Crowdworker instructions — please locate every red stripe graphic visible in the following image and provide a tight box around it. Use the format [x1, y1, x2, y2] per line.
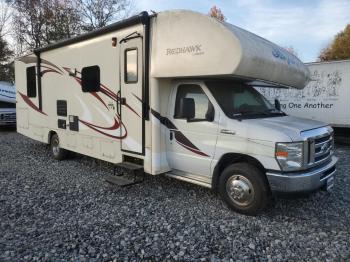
[63, 67, 109, 110]
[18, 92, 47, 116]
[19, 57, 63, 73]
[142, 96, 210, 158]
[90, 91, 108, 110]
[41, 65, 62, 75]
[63, 67, 140, 117]
[80, 117, 121, 130]
[176, 140, 210, 157]
[79, 117, 127, 139]
[100, 84, 118, 99]
[41, 69, 62, 75]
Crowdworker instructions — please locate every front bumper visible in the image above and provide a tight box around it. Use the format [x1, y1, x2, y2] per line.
[266, 156, 337, 193]
[0, 121, 16, 126]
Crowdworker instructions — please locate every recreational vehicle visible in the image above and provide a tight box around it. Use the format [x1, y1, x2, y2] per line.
[0, 81, 16, 126]
[15, 10, 337, 214]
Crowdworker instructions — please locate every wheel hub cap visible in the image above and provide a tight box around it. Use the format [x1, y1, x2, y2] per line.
[226, 175, 255, 207]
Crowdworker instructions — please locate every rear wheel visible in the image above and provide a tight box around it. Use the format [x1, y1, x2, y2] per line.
[50, 133, 68, 160]
[219, 162, 270, 215]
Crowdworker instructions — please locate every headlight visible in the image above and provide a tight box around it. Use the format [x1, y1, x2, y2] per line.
[275, 142, 304, 171]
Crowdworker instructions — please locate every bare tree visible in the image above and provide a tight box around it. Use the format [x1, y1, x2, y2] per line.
[45, 0, 81, 41]
[10, 0, 134, 54]
[0, 0, 12, 37]
[208, 5, 226, 22]
[77, 0, 133, 31]
[0, 34, 14, 82]
[11, 0, 81, 52]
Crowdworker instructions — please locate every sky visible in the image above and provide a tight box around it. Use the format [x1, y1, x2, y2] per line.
[136, 0, 350, 62]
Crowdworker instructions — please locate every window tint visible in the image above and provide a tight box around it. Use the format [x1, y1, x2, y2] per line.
[125, 49, 138, 83]
[233, 89, 261, 109]
[174, 84, 213, 121]
[0, 101, 15, 108]
[81, 66, 100, 92]
[206, 80, 275, 119]
[26, 66, 36, 97]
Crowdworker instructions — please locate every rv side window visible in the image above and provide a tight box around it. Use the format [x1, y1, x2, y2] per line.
[125, 49, 138, 83]
[174, 84, 214, 121]
[26, 66, 37, 98]
[81, 65, 100, 92]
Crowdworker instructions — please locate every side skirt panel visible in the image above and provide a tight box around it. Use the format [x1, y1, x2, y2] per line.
[165, 170, 212, 189]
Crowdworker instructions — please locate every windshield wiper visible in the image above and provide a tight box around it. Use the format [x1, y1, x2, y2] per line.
[268, 109, 286, 116]
[233, 110, 271, 118]
[233, 109, 286, 119]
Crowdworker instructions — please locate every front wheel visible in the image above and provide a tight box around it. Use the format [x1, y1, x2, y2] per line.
[50, 133, 68, 160]
[219, 163, 270, 215]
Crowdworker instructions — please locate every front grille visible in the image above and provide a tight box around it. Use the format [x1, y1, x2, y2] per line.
[315, 151, 330, 162]
[301, 127, 334, 169]
[313, 133, 333, 164]
[306, 131, 333, 168]
[315, 135, 331, 144]
[0, 113, 16, 122]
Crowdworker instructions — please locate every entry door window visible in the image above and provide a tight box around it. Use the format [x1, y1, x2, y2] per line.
[125, 49, 138, 83]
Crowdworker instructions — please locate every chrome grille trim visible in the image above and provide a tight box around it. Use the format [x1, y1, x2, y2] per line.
[301, 126, 334, 169]
[315, 145, 332, 157]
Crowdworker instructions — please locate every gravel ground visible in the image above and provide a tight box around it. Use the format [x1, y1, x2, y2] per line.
[0, 128, 349, 261]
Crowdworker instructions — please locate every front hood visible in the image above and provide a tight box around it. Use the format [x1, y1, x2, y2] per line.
[246, 115, 327, 141]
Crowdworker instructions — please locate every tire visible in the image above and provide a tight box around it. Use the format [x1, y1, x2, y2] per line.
[50, 133, 68, 160]
[218, 162, 270, 215]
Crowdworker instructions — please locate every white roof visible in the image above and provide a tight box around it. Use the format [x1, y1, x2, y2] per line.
[0, 81, 16, 103]
[151, 10, 310, 89]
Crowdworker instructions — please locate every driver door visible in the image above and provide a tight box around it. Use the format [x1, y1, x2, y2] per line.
[166, 83, 219, 179]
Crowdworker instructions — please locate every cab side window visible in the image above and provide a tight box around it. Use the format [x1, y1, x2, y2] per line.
[174, 84, 214, 121]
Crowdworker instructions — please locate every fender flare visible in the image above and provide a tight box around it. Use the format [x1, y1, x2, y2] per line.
[211, 153, 267, 192]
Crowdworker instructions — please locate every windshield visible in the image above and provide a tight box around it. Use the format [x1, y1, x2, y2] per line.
[206, 80, 285, 119]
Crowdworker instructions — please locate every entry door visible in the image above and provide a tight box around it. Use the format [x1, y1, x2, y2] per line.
[120, 37, 144, 154]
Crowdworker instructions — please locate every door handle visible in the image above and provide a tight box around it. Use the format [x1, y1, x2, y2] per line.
[220, 129, 236, 135]
[120, 97, 126, 105]
[116, 90, 121, 116]
[170, 131, 173, 141]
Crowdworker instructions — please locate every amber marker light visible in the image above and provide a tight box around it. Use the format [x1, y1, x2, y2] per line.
[276, 151, 288, 158]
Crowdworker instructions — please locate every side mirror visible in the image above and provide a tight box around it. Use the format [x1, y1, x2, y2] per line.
[205, 103, 215, 122]
[179, 98, 195, 120]
[274, 98, 281, 111]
